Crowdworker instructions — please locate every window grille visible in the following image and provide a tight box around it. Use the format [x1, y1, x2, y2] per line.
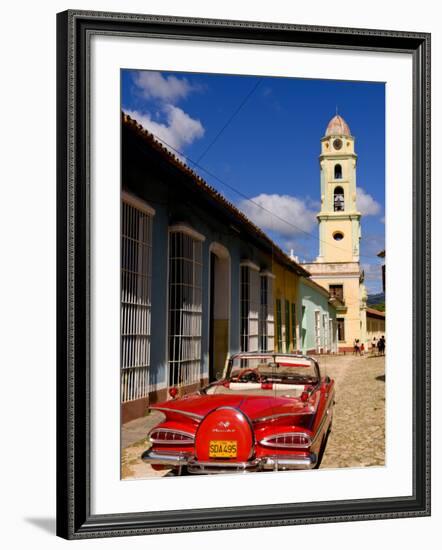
[259, 276, 268, 352]
[314, 310, 321, 353]
[337, 318, 345, 341]
[291, 303, 297, 351]
[240, 265, 259, 352]
[285, 300, 291, 353]
[276, 299, 283, 352]
[329, 319, 336, 352]
[121, 197, 153, 403]
[168, 230, 203, 388]
[323, 313, 329, 351]
[259, 274, 275, 352]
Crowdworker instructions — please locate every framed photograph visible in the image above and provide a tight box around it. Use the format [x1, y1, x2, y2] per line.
[56, 10, 431, 539]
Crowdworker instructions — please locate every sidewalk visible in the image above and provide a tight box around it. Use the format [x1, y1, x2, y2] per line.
[121, 410, 165, 449]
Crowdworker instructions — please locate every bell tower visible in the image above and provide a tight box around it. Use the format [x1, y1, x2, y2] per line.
[317, 115, 361, 263]
[302, 113, 367, 353]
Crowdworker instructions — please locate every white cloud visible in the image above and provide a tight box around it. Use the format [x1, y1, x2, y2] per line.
[361, 262, 383, 294]
[362, 262, 383, 281]
[125, 105, 205, 155]
[360, 232, 385, 258]
[238, 194, 316, 237]
[356, 188, 381, 216]
[133, 71, 196, 102]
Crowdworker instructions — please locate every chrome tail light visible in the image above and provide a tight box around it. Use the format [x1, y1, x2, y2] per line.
[149, 429, 195, 445]
[260, 433, 312, 449]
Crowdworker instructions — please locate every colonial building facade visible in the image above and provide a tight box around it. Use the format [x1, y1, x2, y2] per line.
[302, 115, 368, 352]
[121, 113, 338, 422]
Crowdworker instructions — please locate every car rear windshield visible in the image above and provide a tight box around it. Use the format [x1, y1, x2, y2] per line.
[228, 355, 318, 383]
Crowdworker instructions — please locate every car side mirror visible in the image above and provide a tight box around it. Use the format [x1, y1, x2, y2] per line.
[325, 375, 331, 384]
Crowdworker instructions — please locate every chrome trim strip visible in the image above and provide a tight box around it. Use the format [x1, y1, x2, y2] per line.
[188, 458, 261, 469]
[141, 449, 191, 466]
[262, 454, 317, 470]
[142, 450, 317, 472]
[253, 393, 320, 423]
[253, 413, 299, 423]
[149, 406, 203, 421]
[310, 393, 334, 446]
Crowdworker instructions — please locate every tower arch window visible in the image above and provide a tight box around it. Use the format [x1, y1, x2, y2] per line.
[334, 164, 342, 179]
[333, 186, 345, 211]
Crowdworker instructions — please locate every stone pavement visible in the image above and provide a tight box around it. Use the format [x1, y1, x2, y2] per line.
[121, 410, 168, 479]
[121, 410, 164, 449]
[318, 353, 385, 469]
[121, 353, 385, 479]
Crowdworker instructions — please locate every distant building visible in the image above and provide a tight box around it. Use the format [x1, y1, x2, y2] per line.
[366, 307, 386, 343]
[302, 115, 368, 352]
[121, 113, 339, 422]
[298, 277, 339, 355]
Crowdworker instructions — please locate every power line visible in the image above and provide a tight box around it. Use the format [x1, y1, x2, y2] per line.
[143, 129, 381, 261]
[196, 78, 262, 163]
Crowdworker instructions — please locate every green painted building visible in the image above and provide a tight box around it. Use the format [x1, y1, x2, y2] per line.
[298, 277, 338, 355]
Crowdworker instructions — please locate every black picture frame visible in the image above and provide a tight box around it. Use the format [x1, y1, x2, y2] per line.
[56, 10, 431, 539]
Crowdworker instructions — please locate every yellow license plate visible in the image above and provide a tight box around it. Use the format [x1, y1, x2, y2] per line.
[209, 440, 238, 458]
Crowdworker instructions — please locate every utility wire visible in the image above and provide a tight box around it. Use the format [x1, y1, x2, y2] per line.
[144, 129, 381, 262]
[195, 78, 263, 163]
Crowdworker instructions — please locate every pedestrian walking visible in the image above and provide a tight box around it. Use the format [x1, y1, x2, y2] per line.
[353, 338, 361, 356]
[372, 337, 378, 356]
[377, 335, 385, 356]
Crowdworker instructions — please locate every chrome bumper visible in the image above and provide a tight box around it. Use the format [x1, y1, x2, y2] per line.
[141, 449, 317, 473]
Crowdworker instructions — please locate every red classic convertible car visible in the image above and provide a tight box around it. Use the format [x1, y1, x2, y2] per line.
[141, 353, 335, 474]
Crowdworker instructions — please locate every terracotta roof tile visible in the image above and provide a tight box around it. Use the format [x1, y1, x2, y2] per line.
[325, 114, 351, 137]
[366, 307, 385, 318]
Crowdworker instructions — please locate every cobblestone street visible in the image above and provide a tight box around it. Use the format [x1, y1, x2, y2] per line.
[318, 353, 385, 469]
[121, 353, 385, 479]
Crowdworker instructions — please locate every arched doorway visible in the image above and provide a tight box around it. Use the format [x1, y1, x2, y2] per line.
[209, 243, 231, 381]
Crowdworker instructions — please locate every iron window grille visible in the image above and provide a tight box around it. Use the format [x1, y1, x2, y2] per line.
[337, 318, 345, 342]
[240, 264, 260, 352]
[323, 313, 329, 352]
[120, 196, 154, 403]
[285, 300, 291, 353]
[314, 310, 322, 353]
[291, 302, 297, 351]
[168, 230, 203, 388]
[259, 273, 275, 352]
[276, 299, 283, 352]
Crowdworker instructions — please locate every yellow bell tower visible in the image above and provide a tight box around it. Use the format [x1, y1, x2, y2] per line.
[302, 114, 367, 352]
[317, 115, 361, 263]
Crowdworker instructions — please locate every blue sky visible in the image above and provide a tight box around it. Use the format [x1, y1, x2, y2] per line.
[122, 70, 385, 294]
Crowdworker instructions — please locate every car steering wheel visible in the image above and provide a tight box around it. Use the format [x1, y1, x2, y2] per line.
[236, 368, 263, 383]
